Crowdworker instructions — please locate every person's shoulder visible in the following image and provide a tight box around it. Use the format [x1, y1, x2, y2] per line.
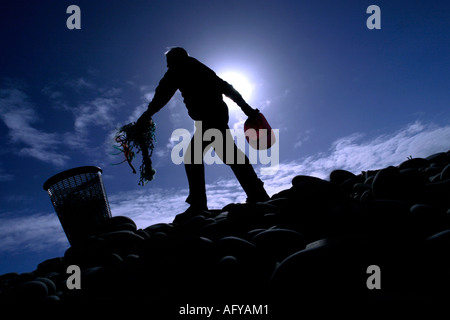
[189, 57, 212, 70]
[188, 56, 200, 64]
[188, 57, 205, 68]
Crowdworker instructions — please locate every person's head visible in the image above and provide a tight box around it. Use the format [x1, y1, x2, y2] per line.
[165, 47, 189, 68]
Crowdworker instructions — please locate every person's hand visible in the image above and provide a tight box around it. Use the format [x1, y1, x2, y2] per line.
[241, 103, 260, 118]
[135, 111, 151, 132]
[245, 108, 260, 119]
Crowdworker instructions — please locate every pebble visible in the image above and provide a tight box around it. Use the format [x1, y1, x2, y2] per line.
[1, 149, 450, 306]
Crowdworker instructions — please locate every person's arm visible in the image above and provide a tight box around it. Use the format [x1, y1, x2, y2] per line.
[137, 71, 178, 124]
[220, 79, 259, 117]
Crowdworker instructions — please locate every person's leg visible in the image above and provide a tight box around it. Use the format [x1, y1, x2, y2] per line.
[219, 126, 270, 203]
[183, 121, 208, 210]
[184, 164, 207, 208]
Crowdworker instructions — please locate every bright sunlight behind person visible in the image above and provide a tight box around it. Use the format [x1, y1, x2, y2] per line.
[219, 71, 254, 111]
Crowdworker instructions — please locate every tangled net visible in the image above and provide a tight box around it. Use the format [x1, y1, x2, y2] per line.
[113, 119, 156, 186]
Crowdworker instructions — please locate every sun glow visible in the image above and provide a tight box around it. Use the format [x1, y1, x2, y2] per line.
[219, 71, 254, 111]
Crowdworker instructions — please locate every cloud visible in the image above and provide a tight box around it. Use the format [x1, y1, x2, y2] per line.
[74, 97, 123, 133]
[108, 187, 189, 228]
[294, 129, 311, 149]
[0, 171, 14, 182]
[0, 213, 68, 253]
[61, 86, 125, 157]
[67, 77, 96, 90]
[126, 102, 150, 124]
[0, 83, 125, 167]
[115, 120, 450, 224]
[101, 87, 123, 98]
[1, 121, 448, 256]
[166, 93, 191, 129]
[261, 121, 450, 195]
[0, 88, 70, 166]
[0, 164, 14, 182]
[205, 179, 244, 207]
[313, 121, 450, 175]
[108, 182, 253, 229]
[42, 86, 63, 100]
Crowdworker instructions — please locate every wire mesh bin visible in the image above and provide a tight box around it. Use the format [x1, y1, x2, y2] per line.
[43, 166, 112, 246]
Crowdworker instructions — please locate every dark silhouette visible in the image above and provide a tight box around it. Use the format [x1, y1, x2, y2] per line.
[136, 47, 269, 214]
[3, 149, 450, 306]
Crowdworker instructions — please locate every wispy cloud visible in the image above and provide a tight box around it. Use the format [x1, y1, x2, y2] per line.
[0, 82, 126, 167]
[294, 129, 311, 149]
[115, 120, 450, 222]
[0, 164, 14, 182]
[126, 102, 150, 124]
[261, 121, 450, 193]
[166, 93, 190, 129]
[0, 171, 14, 182]
[0, 88, 70, 166]
[42, 86, 63, 100]
[108, 187, 189, 228]
[1, 121, 448, 256]
[67, 77, 96, 91]
[73, 97, 123, 133]
[311, 121, 449, 175]
[0, 213, 68, 253]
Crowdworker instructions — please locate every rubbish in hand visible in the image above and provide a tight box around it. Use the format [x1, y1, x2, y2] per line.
[113, 119, 157, 185]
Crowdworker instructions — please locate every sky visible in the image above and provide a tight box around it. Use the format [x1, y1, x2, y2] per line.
[0, 0, 449, 275]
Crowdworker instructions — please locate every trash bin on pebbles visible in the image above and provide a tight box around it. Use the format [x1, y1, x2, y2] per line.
[43, 166, 112, 246]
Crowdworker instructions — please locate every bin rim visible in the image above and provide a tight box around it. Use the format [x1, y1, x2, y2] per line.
[43, 166, 103, 191]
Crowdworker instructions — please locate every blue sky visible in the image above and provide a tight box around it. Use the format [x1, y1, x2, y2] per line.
[0, 0, 449, 274]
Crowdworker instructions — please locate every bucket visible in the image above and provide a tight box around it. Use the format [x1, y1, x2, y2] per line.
[43, 166, 111, 246]
[244, 112, 276, 150]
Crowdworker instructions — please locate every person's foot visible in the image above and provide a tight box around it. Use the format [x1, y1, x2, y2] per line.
[173, 204, 208, 224]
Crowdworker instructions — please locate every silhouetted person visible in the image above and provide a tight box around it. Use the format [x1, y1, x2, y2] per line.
[137, 47, 269, 214]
